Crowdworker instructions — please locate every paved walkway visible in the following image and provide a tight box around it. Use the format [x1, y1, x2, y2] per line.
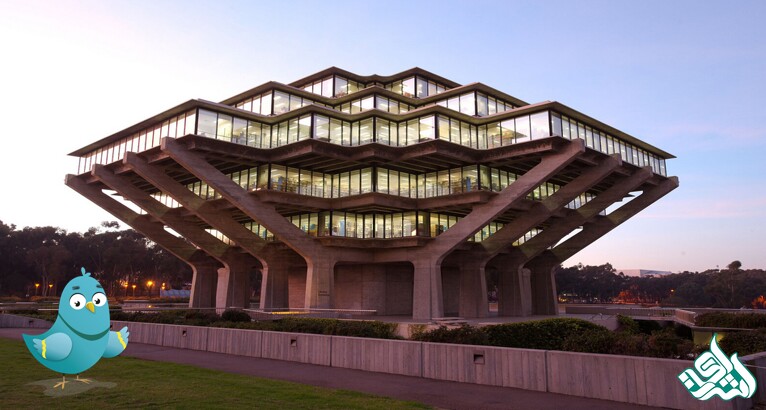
[1, 328, 652, 410]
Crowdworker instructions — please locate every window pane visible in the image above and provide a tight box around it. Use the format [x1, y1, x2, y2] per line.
[217, 114, 233, 141]
[314, 115, 329, 141]
[515, 116, 531, 143]
[197, 110, 217, 138]
[273, 91, 289, 114]
[530, 112, 549, 140]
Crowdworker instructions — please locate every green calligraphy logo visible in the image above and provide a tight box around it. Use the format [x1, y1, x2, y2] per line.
[678, 334, 756, 400]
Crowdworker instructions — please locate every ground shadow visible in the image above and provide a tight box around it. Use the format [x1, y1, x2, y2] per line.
[27, 378, 116, 397]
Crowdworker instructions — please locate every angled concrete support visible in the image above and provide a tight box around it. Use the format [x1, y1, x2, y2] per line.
[551, 177, 679, 263]
[426, 140, 585, 259]
[91, 165, 256, 309]
[481, 153, 621, 256]
[65, 174, 221, 308]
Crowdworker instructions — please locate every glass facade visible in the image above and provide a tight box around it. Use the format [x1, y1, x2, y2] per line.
[386, 76, 448, 98]
[300, 75, 363, 98]
[77, 107, 668, 178]
[436, 91, 516, 117]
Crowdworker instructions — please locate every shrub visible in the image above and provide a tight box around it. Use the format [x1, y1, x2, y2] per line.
[647, 328, 693, 358]
[484, 318, 608, 350]
[214, 318, 401, 339]
[562, 329, 616, 354]
[719, 329, 766, 356]
[696, 313, 766, 329]
[220, 309, 251, 323]
[616, 315, 640, 334]
[636, 319, 662, 335]
[410, 325, 489, 345]
[611, 333, 650, 356]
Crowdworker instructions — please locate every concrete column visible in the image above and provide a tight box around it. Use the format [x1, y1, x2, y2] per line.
[260, 253, 289, 310]
[304, 257, 335, 309]
[458, 260, 489, 318]
[215, 263, 251, 310]
[525, 255, 559, 315]
[412, 258, 444, 320]
[496, 257, 532, 317]
[189, 264, 218, 308]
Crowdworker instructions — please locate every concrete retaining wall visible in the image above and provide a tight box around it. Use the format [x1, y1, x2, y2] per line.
[422, 342, 547, 391]
[162, 324, 209, 351]
[0, 314, 51, 329]
[206, 327, 262, 357]
[2, 315, 753, 410]
[331, 336, 422, 377]
[261, 331, 331, 366]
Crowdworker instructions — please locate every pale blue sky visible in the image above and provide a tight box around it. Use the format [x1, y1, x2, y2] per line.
[0, 0, 763, 272]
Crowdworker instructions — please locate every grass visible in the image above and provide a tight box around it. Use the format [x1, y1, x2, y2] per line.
[0, 338, 429, 409]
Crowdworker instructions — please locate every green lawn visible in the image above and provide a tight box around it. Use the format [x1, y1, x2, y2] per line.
[0, 338, 429, 409]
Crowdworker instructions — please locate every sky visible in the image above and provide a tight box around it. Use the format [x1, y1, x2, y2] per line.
[0, 0, 764, 273]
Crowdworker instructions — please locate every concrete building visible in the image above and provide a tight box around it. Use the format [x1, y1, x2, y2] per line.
[66, 67, 677, 320]
[618, 269, 674, 278]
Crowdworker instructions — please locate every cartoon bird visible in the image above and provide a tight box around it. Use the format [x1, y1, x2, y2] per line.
[23, 267, 129, 389]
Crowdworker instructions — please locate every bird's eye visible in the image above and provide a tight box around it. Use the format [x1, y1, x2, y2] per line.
[92, 292, 107, 307]
[69, 294, 86, 310]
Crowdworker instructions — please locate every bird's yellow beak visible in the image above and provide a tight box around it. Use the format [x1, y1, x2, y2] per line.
[86, 301, 95, 313]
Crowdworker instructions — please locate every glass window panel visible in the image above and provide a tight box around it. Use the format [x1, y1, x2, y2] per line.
[298, 115, 311, 141]
[217, 114, 233, 142]
[376, 96, 389, 112]
[551, 112, 562, 137]
[419, 116, 435, 141]
[515, 116, 531, 143]
[477, 93, 488, 116]
[360, 168, 372, 194]
[500, 119, 515, 146]
[437, 116, 449, 141]
[359, 118, 373, 144]
[197, 109, 217, 138]
[330, 118, 343, 145]
[460, 93, 475, 116]
[271, 165, 286, 191]
[460, 122, 472, 147]
[361, 96, 374, 111]
[376, 118, 390, 145]
[314, 115, 329, 141]
[377, 168, 388, 194]
[233, 118, 247, 144]
[289, 95, 302, 111]
[277, 121, 289, 146]
[530, 112, 549, 140]
[321, 77, 333, 97]
[273, 91, 289, 114]
[416, 77, 428, 98]
[334, 76, 348, 97]
[261, 92, 272, 115]
[402, 77, 415, 97]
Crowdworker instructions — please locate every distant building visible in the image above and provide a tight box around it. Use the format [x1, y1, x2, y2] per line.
[66, 67, 677, 319]
[619, 269, 674, 278]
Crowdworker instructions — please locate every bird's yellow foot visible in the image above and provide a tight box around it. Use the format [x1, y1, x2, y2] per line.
[53, 375, 67, 390]
[75, 375, 91, 384]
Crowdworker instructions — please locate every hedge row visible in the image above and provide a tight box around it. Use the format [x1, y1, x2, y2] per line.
[695, 312, 766, 329]
[411, 317, 695, 359]
[109, 310, 401, 340]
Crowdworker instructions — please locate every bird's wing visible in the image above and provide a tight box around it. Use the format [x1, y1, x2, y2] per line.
[33, 332, 73, 361]
[102, 326, 130, 358]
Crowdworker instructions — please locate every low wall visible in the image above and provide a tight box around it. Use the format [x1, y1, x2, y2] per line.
[332, 336, 422, 377]
[422, 342, 546, 391]
[0, 315, 757, 409]
[0, 314, 51, 329]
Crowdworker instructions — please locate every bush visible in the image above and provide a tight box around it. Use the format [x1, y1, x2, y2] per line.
[696, 313, 766, 329]
[562, 329, 616, 354]
[719, 329, 766, 356]
[220, 309, 251, 323]
[616, 315, 640, 334]
[611, 333, 650, 356]
[647, 328, 693, 359]
[410, 325, 489, 345]
[636, 320, 663, 335]
[484, 318, 608, 350]
[215, 318, 400, 340]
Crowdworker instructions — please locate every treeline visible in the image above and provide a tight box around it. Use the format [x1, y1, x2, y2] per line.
[0, 220, 190, 298]
[555, 262, 766, 308]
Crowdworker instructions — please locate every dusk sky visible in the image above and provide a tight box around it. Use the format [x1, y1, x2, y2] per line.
[0, 0, 763, 272]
